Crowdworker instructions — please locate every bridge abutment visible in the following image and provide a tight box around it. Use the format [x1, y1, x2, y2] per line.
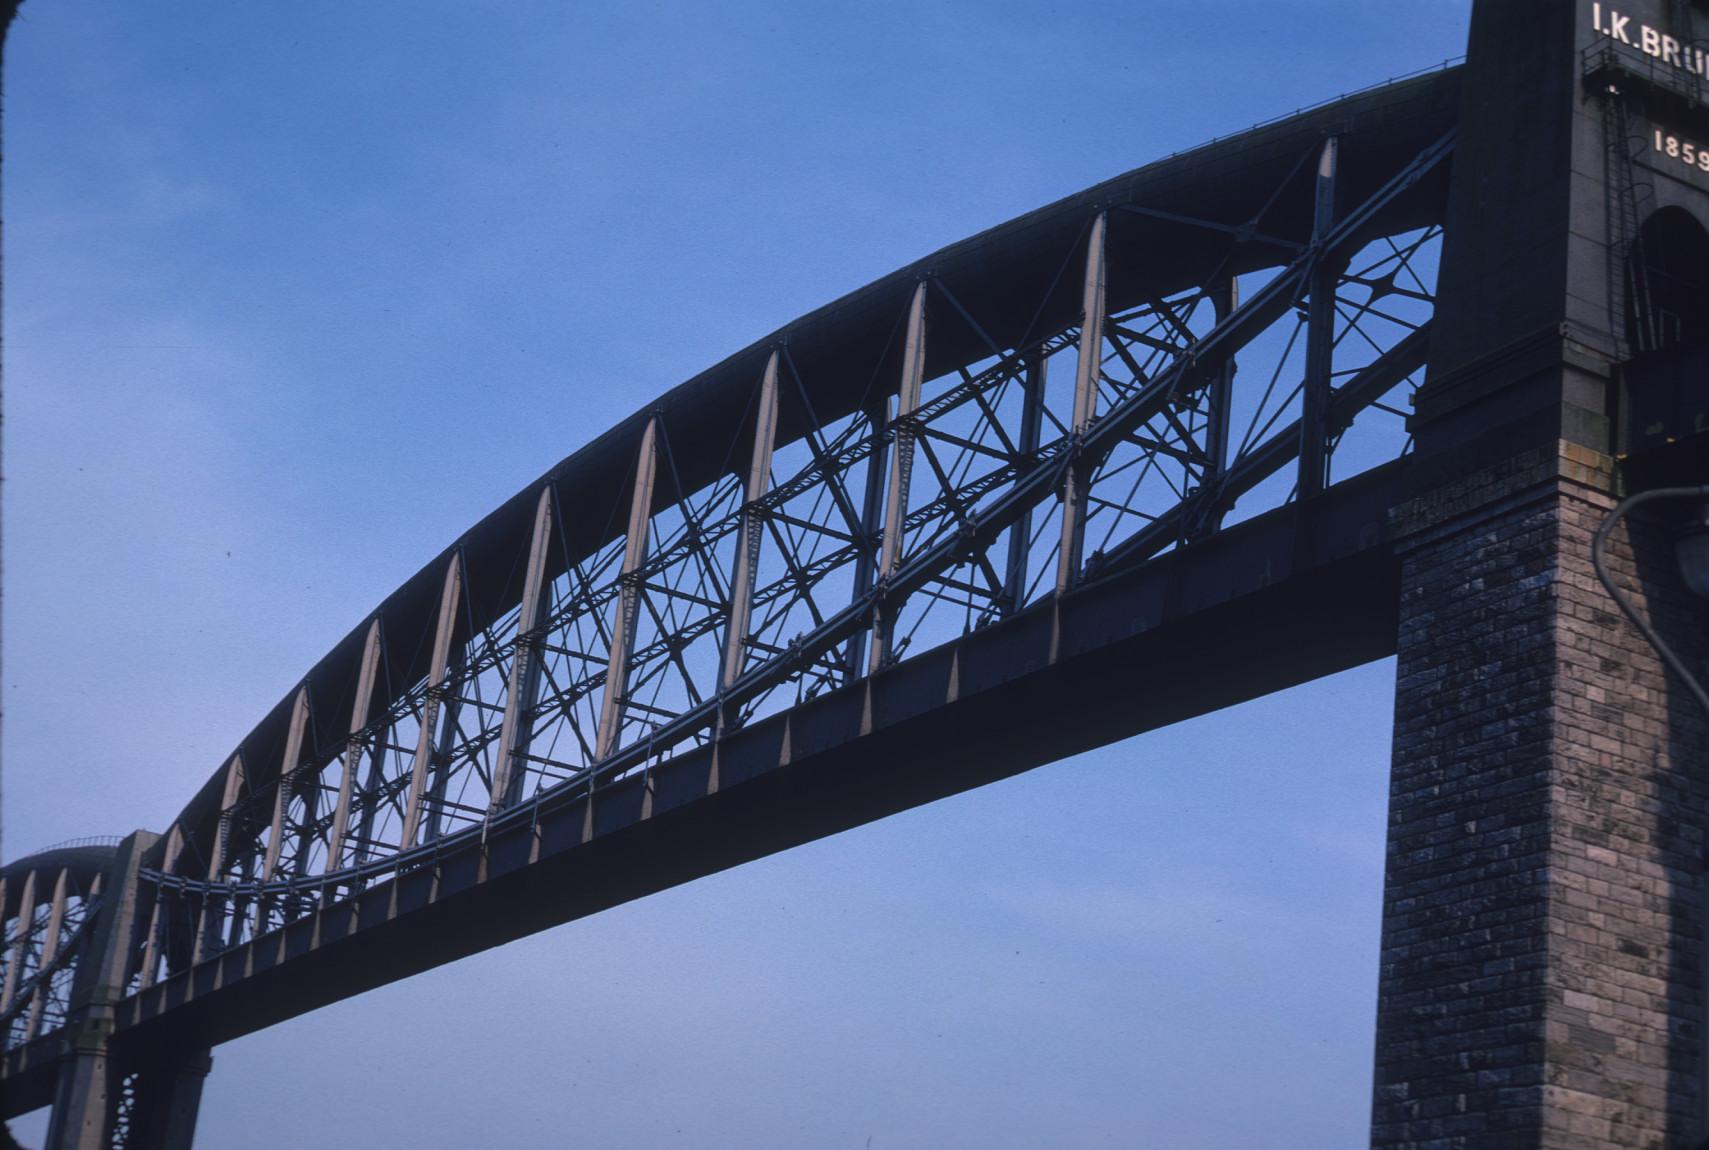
[1376, 444, 1709, 1146]
[1373, 0, 1709, 1142]
[114, 1051, 212, 1150]
[44, 1045, 212, 1150]
[43, 1030, 117, 1150]
[32, 832, 209, 1150]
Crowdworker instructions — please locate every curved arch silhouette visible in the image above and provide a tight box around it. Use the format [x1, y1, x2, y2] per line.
[2, 65, 1460, 1082]
[0, 845, 115, 1050]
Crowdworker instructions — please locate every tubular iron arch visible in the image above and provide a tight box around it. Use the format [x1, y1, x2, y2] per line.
[3, 65, 1461, 1096]
[130, 68, 1454, 986]
[0, 845, 115, 1051]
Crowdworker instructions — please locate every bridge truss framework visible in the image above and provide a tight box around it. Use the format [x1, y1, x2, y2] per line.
[8, 1, 1709, 1146]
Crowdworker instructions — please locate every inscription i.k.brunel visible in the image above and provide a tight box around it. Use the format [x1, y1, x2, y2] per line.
[1589, 1, 1709, 193]
[1591, 2, 1709, 76]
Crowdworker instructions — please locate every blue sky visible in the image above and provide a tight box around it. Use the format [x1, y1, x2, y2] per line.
[4, 2, 1471, 1145]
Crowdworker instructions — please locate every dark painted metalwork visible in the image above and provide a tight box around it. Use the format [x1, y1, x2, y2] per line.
[0, 846, 111, 1060]
[1300, 137, 1341, 499]
[1, 63, 1462, 1143]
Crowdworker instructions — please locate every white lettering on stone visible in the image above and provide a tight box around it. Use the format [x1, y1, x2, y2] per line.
[1588, 5, 1709, 83]
[1650, 126, 1709, 178]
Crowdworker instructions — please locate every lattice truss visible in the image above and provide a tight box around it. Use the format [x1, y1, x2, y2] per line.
[0, 866, 102, 1051]
[127, 128, 1452, 994]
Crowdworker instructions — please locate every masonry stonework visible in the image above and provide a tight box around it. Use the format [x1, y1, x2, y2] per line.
[1374, 445, 1709, 1148]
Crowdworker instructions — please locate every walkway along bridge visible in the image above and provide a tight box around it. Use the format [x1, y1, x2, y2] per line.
[7, 2, 1709, 1145]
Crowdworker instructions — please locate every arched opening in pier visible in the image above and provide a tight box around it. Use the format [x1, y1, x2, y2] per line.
[1628, 206, 1709, 358]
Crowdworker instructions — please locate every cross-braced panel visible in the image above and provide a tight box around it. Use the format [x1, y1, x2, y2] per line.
[0, 865, 103, 1052]
[129, 98, 1458, 1004]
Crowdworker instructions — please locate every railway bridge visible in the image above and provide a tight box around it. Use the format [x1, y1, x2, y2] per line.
[6, 2, 1709, 1145]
